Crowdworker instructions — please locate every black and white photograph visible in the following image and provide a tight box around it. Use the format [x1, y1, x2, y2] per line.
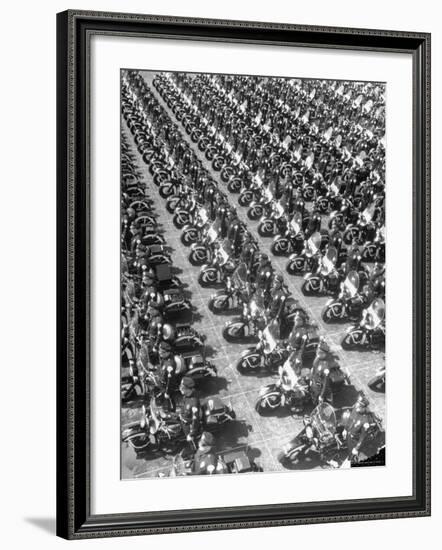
[120, 70, 386, 479]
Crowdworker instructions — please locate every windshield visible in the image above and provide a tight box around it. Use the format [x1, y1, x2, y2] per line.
[311, 403, 337, 438]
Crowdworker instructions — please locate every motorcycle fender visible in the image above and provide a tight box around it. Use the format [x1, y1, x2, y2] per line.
[240, 347, 259, 358]
[225, 316, 242, 327]
[188, 366, 216, 378]
[289, 252, 297, 260]
[258, 383, 278, 397]
[325, 297, 335, 306]
[303, 272, 312, 280]
[345, 325, 357, 334]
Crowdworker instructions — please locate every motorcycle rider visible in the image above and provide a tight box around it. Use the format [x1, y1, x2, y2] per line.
[266, 274, 288, 323]
[339, 395, 380, 462]
[192, 432, 225, 475]
[309, 338, 336, 405]
[345, 238, 362, 274]
[178, 376, 201, 448]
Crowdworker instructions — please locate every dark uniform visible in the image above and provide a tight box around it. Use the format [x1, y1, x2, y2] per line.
[179, 377, 201, 443]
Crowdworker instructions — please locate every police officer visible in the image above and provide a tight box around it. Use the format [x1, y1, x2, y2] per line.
[267, 274, 287, 322]
[340, 395, 379, 462]
[310, 339, 335, 405]
[178, 377, 201, 447]
[287, 311, 310, 355]
[192, 432, 225, 475]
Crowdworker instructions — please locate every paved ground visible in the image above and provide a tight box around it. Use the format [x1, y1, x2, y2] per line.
[121, 71, 385, 479]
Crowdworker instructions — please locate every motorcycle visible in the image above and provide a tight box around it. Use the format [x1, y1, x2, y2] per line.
[361, 225, 385, 263]
[208, 262, 251, 314]
[236, 321, 289, 374]
[257, 201, 288, 237]
[301, 246, 341, 296]
[278, 402, 346, 468]
[368, 365, 386, 393]
[286, 231, 322, 276]
[270, 212, 304, 256]
[321, 270, 364, 323]
[222, 294, 267, 342]
[197, 239, 237, 287]
[255, 350, 311, 414]
[188, 223, 220, 266]
[247, 185, 274, 220]
[180, 206, 210, 247]
[341, 297, 385, 350]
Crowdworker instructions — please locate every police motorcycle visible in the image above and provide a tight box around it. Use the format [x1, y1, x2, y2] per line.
[180, 204, 212, 247]
[257, 199, 289, 238]
[139, 283, 191, 319]
[132, 241, 172, 272]
[121, 399, 185, 454]
[286, 231, 323, 276]
[342, 201, 378, 245]
[208, 261, 252, 314]
[151, 323, 207, 354]
[172, 192, 202, 229]
[122, 394, 235, 455]
[361, 224, 385, 263]
[235, 320, 289, 374]
[154, 350, 218, 403]
[254, 348, 311, 414]
[188, 220, 221, 266]
[198, 238, 238, 287]
[368, 365, 386, 393]
[237, 173, 265, 207]
[314, 175, 343, 214]
[341, 297, 385, 351]
[301, 246, 341, 296]
[165, 178, 195, 213]
[121, 362, 149, 404]
[222, 292, 268, 342]
[277, 403, 347, 468]
[327, 197, 359, 232]
[321, 270, 366, 324]
[270, 211, 305, 256]
[222, 286, 304, 343]
[247, 184, 275, 221]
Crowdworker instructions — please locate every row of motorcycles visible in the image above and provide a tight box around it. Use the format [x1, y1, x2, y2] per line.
[121, 135, 239, 463]
[121, 68, 385, 471]
[152, 71, 386, 356]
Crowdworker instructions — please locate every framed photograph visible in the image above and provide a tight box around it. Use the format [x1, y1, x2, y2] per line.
[56, 10, 431, 539]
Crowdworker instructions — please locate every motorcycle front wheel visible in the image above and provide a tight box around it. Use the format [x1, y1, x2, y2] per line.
[247, 205, 264, 220]
[321, 301, 345, 323]
[341, 328, 365, 350]
[181, 228, 198, 247]
[257, 219, 275, 237]
[208, 294, 230, 314]
[198, 267, 218, 287]
[255, 392, 282, 414]
[236, 353, 261, 374]
[238, 191, 254, 207]
[222, 322, 246, 342]
[286, 256, 305, 275]
[271, 238, 290, 256]
[189, 248, 209, 266]
[173, 210, 191, 229]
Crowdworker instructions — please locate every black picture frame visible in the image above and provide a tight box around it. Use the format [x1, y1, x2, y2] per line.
[56, 9, 431, 539]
